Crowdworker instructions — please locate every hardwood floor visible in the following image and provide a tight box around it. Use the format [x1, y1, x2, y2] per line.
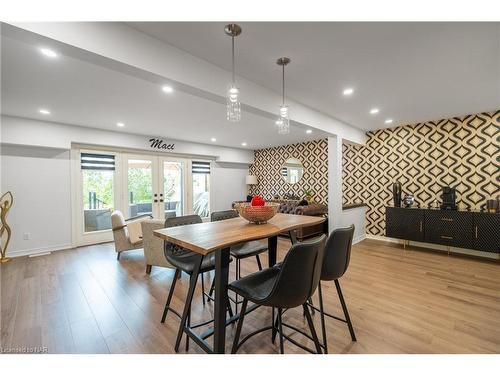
[1, 238, 499, 354]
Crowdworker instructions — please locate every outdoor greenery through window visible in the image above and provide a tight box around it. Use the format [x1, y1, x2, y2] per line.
[192, 161, 210, 218]
[128, 159, 153, 217]
[81, 153, 115, 232]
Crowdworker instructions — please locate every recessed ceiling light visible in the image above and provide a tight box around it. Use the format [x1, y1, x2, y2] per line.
[117, 122, 125, 127]
[343, 88, 354, 96]
[40, 48, 58, 58]
[162, 85, 173, 94]
[38, 108, 50, 115]
[385, 119, 393, 124]
[370, 108, 380, 115]
[241, 142, 247, 147]
[211, 137, 217, 142]
[306, 129, 313, 134]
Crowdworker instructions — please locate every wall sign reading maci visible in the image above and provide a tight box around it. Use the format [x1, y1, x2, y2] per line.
[149, 138, 175, 151]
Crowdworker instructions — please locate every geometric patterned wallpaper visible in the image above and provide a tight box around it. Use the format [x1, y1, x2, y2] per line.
[343, 110, 500, 236]
[249, 138, 328, 204]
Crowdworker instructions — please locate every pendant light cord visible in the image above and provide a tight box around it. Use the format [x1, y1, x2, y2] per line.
[282, 64, 285, 106]
[232, 36, 235, 84]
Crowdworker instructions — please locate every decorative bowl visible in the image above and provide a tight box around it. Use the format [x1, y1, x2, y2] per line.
[235, 202, 280, 224]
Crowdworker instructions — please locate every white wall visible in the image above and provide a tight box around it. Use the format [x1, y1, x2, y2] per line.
[1, 115, 254, 164]
[0, 144, 72, 256]
[1, 116, 250, 257]
[328, 136, 367, 243]
[211, 163, 249, 212]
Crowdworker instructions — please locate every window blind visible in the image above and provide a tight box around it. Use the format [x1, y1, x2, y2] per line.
[192, 161, 211, 174]
[81, 153, 115, 171]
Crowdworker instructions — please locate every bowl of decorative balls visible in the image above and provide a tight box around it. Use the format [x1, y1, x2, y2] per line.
[235, 196, 280, 224]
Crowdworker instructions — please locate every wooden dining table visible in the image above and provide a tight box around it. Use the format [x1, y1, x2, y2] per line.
[154, 212, 327, 354]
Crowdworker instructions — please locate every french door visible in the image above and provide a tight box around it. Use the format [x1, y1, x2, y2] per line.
[123, 155, 189, 220]
[75, 149, 211, 246]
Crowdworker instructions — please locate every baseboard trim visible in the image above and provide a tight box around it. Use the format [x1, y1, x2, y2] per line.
[352, 234, 366, 245]
[6, 243, 75, 258]
[365, 234, 499, 260]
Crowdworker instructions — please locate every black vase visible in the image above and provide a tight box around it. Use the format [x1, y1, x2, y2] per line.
[392, 182, 402, 207]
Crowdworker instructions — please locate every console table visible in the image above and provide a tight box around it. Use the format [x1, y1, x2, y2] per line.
[385, 207, 500, 253]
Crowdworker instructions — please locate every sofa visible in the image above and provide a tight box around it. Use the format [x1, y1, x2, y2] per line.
[273, 199, 328, 240]
[233, 199, 328, 240]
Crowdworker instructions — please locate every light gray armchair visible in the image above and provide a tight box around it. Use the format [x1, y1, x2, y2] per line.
[141, 219, 173, 274]
[111, 210, 148, 260]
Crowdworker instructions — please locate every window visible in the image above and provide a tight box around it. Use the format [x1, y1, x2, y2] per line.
[81, 153, 115, 232]
[192, 161, 211, 218]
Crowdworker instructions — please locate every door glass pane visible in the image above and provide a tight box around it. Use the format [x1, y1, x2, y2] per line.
[82, 169, 114, 232]
[163, 161, 183, 218]
[193, 173, 210, 218]
[128, 159, 153, 218]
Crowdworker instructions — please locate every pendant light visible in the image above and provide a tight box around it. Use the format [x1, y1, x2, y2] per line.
[276, 57, 291, 134]
[224, 24, 242, 122]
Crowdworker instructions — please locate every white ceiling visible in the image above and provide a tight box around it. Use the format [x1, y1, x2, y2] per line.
[129, 22, 500, 130]
[0, 30, 329, 150]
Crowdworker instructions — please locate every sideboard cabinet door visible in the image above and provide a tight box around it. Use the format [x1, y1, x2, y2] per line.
[386, 207, 424, 241]
[474, 213, 500, 253]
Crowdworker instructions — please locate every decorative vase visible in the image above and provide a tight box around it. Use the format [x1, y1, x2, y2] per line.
[402, 194, 414, 208]
[392, 182, 402, 207]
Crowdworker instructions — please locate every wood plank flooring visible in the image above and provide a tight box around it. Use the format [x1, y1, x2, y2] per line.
[1, 238, 499, 354]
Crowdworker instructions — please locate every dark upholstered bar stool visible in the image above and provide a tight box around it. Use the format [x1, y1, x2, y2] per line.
[160, 214, 232, 352]
[229, 235, 327, 354]
[311, 225, 356, 353]
[210, 210, 268, 313]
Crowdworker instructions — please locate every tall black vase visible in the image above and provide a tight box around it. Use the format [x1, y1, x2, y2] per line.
[392, 182, 402, 207]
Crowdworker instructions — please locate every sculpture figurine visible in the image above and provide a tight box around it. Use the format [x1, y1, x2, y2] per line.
[0, 191, 13, 263]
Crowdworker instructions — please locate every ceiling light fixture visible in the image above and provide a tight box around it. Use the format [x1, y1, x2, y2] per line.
[241, 142, 247, 147]
[224, 24, 242, 122]
[276, 57, 291, 135]
[370, 108, 380, 115]
[306, 129, 313, 134]
[40, 48, 58, 58]
[211, 137, 217, 142]
[385, 119, 393, 124]
[38, 108, 51, 115]
[117, 122, 125, 127]
[162, 85, 173, 93]
[343, 88, 354, 96]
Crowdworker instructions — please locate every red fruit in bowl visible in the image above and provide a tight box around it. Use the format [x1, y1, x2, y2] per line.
[251, 196, 265, 206]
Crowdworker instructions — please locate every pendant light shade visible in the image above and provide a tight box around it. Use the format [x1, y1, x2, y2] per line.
[225, 24, 242, 122]
[276, 57, 291, 134]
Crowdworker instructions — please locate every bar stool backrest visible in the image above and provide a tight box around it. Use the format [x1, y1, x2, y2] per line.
[321, 225, 355, 281]
[163, 215, 203, 258]
[211, 210, 239, 222]
[264, 235, 326, 309]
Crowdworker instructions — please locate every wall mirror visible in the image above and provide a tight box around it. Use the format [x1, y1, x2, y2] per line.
[281, 158, 304, 184]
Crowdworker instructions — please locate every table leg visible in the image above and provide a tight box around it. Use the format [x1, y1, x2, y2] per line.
[268, 235, 277, 267]
[214, 247, 231, 354]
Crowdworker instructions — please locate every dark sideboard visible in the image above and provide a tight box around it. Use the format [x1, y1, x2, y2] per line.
[385, 207, 500, 253]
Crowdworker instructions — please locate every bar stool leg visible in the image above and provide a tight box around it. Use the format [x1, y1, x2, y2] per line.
[255, 254, 263, 271]
[303, 303, 322, 354]
[201, 273, 206, 306]
[174, 257, 202, 352]
[317, 281, 328, 353]
[231, 298, 248, 353]
[277, 308, 284, 354]
[335, 279, 356, 342]
[161, 268, 180, 323]
[272, 308, 277, 343]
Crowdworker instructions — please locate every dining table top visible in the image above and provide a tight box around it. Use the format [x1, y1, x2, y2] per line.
[153, 213, 326, 255]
